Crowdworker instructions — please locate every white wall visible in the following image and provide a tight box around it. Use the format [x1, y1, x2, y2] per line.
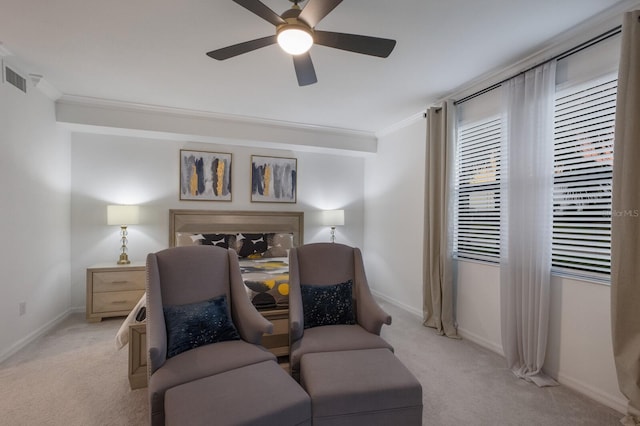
[364, 117, 426, 316]
[366, 117, 626, 413]
[455, 260, 502, 353]
[70, 133, 365, 308]
[545, 276, 623, 411]
[456, 260, 626, 412]
[0, 77, 71, 360]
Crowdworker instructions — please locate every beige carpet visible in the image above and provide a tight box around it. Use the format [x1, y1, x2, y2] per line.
[0, 314, 147, 426]
[0, 304, 624, 425]
[380, 301, 623, 425]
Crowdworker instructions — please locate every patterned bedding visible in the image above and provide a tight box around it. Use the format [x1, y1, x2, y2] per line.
[239, 257, 289, 310]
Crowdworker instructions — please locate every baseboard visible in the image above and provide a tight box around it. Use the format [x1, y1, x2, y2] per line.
[458, 327, 627, 415]
[374, 291, 503, 356]
[0, 309, 73, 363]
[69, 306, 85, 314]
[372, 292, 628, 416]
[371, 290, 423, 319]
[457, 326, 504, 356]
[554, 371, 627, 415]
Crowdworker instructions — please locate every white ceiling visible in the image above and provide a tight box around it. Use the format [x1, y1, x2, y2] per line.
[0, 0, 633, 134]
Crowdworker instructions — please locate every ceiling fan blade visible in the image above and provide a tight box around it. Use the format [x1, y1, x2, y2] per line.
[314, 31, 396, 58]
[206, 35, 277, 60]
[298, 0, 342, 28]
[292, 53, 317, 86]
[233, 0, 285, 26]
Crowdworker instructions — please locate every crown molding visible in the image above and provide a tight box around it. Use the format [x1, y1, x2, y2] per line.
[374, 0, 640, 136]
[57, 94, 375, 139]
[376, 111, 425, 138]
[56, 95, 378, 155]
[29, 74, 62, 101]
[436, 0, 640, 106]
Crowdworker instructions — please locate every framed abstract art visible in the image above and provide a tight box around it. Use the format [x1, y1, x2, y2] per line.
[251, 155, 297, 203]
[180, 150, 232, 201]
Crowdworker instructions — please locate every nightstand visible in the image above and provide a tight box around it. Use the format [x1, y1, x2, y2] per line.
[86, 262, 146, 323]
[128, 323, 147, 389]
[260, 308, 289, 358]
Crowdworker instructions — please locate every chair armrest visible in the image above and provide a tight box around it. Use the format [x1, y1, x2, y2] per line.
[147, 346, 164, 372]
[228, 250, 274, 345]
[146, 255, 167, 375]
[354, 248, 392, 335]
[357, 288, 392, 334]
[238, 309, 274, 344]
[288, 248, 304, 342]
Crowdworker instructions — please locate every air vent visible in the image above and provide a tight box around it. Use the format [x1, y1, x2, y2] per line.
[4, 65, 27, 93]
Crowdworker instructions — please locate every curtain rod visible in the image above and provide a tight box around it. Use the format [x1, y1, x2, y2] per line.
[453, 25, 622, 106]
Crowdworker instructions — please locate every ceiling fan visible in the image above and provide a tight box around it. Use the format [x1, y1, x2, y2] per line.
[206, 0, 397, 86]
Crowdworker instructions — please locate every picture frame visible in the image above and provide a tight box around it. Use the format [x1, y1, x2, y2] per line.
[180, 149, 232, 201]
[251, 155, 297, 203]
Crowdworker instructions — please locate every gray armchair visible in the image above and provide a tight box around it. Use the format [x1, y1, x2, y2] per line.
[146, 245, 276, 426]
[288, 243, 393, 380]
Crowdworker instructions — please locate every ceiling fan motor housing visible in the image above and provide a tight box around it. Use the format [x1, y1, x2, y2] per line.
[277, 7, 314, 55]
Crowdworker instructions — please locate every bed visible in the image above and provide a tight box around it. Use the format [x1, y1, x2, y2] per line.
[115, 209, 304, 352]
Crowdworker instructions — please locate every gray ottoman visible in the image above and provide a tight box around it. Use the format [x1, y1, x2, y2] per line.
[165, 360, 311, 426]
[300, 348, 422, 426]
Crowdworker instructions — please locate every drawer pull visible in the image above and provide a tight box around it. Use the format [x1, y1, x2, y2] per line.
[111, 280, 129, 284]
[112, 300, 128, 304]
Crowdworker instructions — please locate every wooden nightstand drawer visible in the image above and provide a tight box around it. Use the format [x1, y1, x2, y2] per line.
[93, 270, 145, 292]
[271, 317, 288, 334]
[261, 309, 289, 357]
[93, 290, 145, 313]
[86, 262, 146, 322]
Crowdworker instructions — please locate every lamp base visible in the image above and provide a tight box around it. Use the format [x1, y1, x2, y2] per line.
[117, 225, 131, 264]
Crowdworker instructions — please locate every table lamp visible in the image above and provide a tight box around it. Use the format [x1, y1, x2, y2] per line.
[321, 210, 344, 243]
[107, 205, 139, 264]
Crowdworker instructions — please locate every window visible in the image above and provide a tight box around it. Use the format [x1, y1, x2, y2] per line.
[552, 76, 616, 276]
[453, 115, 501, 261]
[452, 33, 620, 277]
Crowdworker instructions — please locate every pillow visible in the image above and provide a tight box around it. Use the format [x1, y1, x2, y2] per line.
[301, 280, 355, 329]
[237, 233, 269, 258]
[163, 295, 240, 358]
[262, 233, 294, 258]
[175, 233, 204, 247]
[201, 233, 237, 249]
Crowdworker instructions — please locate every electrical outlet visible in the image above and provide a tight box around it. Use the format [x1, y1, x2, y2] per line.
[19, 302, 26, 316]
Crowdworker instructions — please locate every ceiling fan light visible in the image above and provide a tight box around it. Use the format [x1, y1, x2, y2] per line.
[277, 27, 313, 55]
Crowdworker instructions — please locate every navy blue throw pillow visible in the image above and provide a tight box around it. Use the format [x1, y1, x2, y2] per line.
[301, 280, 355, 329]
[163, 295, 240, 359]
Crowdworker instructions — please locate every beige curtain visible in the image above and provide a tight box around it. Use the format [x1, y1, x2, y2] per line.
[423, 101, 458, 338]
[611, 10, 640, 425]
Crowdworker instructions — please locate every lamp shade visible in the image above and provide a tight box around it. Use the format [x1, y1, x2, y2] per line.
[107, 205, 139, 226]
[322, 209, 345, 227]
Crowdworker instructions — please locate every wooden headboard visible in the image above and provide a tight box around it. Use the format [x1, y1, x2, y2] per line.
[169, 209, 304, 247]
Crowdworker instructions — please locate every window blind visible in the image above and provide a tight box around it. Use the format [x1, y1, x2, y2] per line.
[552, 76, 616, 276]
[454, 116, 501, 261]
